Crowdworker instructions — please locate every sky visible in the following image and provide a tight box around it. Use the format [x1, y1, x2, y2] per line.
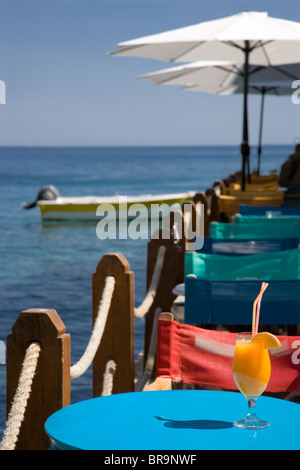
[0, 0, 300, 147]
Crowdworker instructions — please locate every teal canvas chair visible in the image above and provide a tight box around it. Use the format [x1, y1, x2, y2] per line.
[185, 249, 300, 281]
[210, 220, 300, 240]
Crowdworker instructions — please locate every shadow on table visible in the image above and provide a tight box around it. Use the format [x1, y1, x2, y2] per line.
[155, 416, 233, 430]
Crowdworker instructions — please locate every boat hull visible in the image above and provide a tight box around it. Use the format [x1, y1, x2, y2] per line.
[38, 192, 195, 221]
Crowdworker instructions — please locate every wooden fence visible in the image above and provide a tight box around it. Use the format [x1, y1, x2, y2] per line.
[2, 191, 214, 450]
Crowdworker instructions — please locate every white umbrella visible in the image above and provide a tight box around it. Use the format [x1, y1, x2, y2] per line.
[110, 10, 300, 189]
[189, 80, 294, 175]
[139, 61, 299, 94]
[140, 61, 298, 175]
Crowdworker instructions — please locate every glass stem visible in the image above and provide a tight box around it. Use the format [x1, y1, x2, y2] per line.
[246, 398, 258, 422]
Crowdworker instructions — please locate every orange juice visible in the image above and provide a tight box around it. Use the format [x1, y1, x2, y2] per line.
[232, 334, 271, 398]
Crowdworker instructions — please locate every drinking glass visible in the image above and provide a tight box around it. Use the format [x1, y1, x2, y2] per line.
[232, 332, 271, 429]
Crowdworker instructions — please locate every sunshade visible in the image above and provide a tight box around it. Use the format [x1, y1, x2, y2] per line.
[110, 10, 300, 189]
[188, 79, 294, 175]
[140, 61, 299, 94]
[141, 61, 296, 175]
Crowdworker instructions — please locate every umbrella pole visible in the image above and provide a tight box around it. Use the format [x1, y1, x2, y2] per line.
[257, 88, 266, 176]
[241, 40, 250, 190]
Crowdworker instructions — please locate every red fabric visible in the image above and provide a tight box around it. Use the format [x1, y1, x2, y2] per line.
[156, 319, 300, 392]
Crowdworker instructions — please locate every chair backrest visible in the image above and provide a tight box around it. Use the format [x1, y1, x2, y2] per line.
[232, 216, 300, 242]
[239, 204, 300, 216]
[248, 174, 279, 184]
[185, 249, 300, 281]
[210, 221, 300, 240]
[218, 194, 284, 222]
[229, 181, 279, 191]
[197, 237, 298, 256]
[225, 188, 282, 197]
[156, 317, 300, 393]
[234, 215, 300, 225]
[184, 276, 300, 325]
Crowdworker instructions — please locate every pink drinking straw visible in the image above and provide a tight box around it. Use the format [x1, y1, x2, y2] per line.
[255, 283, 265, 336]
[252, 282, 269, 338]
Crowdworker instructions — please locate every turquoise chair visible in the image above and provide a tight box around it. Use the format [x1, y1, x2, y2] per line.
[185, 249, 300, 281]
[197, 236, 298, 256]
[210, 220, 300, 240]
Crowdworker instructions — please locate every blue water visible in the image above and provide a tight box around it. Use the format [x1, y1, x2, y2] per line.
[0, 144, 292, 439]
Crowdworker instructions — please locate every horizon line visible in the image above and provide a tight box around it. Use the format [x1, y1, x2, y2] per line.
[0, 143, 294, 149]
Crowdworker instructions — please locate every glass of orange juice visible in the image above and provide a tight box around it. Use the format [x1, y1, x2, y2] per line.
[232, 332, 271, 429]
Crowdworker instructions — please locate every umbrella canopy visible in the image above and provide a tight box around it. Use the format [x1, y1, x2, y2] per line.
[140, 61, 299, 95]
[110, 10, 300, 189]
[188, 80, 294, 175]
[140, 62, 297, 175]
[110, 11, 300, 64]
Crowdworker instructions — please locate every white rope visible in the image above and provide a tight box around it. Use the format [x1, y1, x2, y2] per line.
[101, 359, 117, 396]
[0, 341, 41, 451]
[183, 208, 192, 239]
[70, 275, 116, 379]
[173, 223, 180, 244]
[134, 245, 166, 318]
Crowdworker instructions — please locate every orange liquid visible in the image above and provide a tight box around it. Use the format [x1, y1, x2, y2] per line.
[232, 339, 271, 398]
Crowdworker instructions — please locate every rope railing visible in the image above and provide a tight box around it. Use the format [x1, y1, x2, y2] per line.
[101, 359, 117, 396]
[70, 275, 116, 380]
[69, 243, 165, 391]
[0, 341, 41, 451]
[172, 222, 181, 245]
[1, 241, 173, 449]
[134, 245, 166, 318]
[1, 275, 116, 450]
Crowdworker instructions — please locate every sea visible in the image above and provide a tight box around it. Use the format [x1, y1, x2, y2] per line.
[0, 144, 292, 439]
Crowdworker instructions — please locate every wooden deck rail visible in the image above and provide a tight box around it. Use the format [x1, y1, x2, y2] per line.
[4, 195, 207, 450]
[5, 252, 136, 450]
[92, 253, 134, 397]
[6, 309, 71, 450]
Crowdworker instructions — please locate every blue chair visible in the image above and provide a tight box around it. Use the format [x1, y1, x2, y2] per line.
[184, 276, 300, 327]
[239, 204, 300, 216]
[197, 237, 298, 256]
[234, 215, 300, 224]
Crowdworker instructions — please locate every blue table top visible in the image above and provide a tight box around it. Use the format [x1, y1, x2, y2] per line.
[45, 390, 300, 450]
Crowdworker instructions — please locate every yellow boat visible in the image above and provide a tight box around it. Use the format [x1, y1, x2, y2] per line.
[26, 187, 196, 221]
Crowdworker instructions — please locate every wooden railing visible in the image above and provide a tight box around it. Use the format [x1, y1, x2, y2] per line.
[2, 192, 212, 450]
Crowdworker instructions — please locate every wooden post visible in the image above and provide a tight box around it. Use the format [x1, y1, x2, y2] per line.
[144, 211, 185, 362]
[6, 308, 71, 450]
[212, 179, 226, 195]
[206, 187, 219, 223]
[192, 192, 209, 236]
[92, 253, 134, 397]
